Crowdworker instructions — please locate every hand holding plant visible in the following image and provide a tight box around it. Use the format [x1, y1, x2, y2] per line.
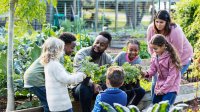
[80, 56, 107, 83]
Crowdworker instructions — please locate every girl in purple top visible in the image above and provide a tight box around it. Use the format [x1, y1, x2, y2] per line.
[147, 10, 193, 75]
[143, 34, 181, 111]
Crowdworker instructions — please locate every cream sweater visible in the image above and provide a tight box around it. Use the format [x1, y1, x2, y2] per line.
[44, 60, 84, 111]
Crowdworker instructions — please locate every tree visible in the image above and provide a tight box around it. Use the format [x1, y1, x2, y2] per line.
[6, 0, 15, 111]
[0, 0, 57, 111]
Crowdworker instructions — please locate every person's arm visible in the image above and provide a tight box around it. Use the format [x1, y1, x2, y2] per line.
[147, 24, 154, 55]
[159, 61, 180, 94]
[145, 58, 157, 78]
[49, 61, 86, 84]
[106, 53, 113, 65]
[92, 94, 102, 112]
[113, 52, 123, 66]
[73, 50, 86, 72]
[169, 26, 184, 57]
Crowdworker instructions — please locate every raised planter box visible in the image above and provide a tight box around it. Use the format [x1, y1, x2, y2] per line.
[12, 82, 200, 112]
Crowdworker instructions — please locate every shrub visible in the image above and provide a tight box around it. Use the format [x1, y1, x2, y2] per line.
[175, 0, 200, 46]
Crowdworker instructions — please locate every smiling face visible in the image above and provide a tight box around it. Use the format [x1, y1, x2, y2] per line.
[151, 44, 165, 56]
[126, 43, 139, 60]
[92, 35, 109, 53]
[64, 41, 76, 55]
[155, 18, 167, 31]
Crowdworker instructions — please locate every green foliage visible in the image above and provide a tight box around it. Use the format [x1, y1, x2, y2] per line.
[46, 0, 57, 8]
[121, 62, 141, 84]
[0, 51, 7, 97]
[189, 39, 200, 78]
[80, 56, 107, 83]
[30, 43, 41, 61]
[0, 27, 56, 97]
[114, 103, 130, 112]
[99, 101, 186, 112]
[99, 15, 112, 27]
[139, 41, 151, 59]
[42, 24, 58, 37]
[150, 103, 159, 112]
[76, 33, 93, 51]
[158, 101, 169, 112]
[0, 0, 57, 35]
[99, 102, 117, 112]
[140, 79, 151, 91]
[16, 100, 40, 110]
[175, 0, 200, 46]
[64, 56, 73, 73]
[128, 105, 140, 112]
[60, 18, 85, 34]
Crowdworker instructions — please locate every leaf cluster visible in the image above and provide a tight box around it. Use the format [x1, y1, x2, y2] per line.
[99, 101, 187, 112]
[0, 0, 57, 36]
[64, 55, 73, 73]
[80, 56, 107, 83]
[121, 62, 141, 84]
[175, 0, 200, 46]
[189, 39, 200, 78]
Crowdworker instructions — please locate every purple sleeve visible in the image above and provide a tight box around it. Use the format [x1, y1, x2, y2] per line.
[145, 58, 157, 78]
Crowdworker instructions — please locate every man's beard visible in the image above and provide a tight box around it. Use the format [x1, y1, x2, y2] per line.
[90, 47, 104, 61]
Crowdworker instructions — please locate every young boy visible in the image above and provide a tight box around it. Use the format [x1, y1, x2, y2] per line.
[92, 66, 127, 112]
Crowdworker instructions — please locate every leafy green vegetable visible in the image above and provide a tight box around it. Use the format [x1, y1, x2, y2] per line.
[80, 56, 107, 83]
[99, 102, 117, 112]
[64, 55, 73, 73]
[128, 105, 140, 112]
[121, 62, 141, 84]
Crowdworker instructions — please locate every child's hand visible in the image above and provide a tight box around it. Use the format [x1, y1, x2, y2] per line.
[155, 89, 164, 95]
[93, 83, 102, 94]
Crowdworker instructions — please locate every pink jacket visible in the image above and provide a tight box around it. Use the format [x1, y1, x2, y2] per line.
[147, 23, 193, 65]
[145, 51, 181, 94]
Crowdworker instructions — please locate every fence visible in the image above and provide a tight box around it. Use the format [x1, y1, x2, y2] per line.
[53, 0, 177, 32]
[0, 0, 177, 32]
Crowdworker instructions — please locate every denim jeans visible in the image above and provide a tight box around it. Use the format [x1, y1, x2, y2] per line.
[151, 74, 157, 98]
[181, 60, 192, 75]
[29, 86, 49, 112]
[153, 92, 177, 112]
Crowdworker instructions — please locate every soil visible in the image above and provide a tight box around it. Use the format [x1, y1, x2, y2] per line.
[0, 96, 6, 112]
[184, 98, 200, 112]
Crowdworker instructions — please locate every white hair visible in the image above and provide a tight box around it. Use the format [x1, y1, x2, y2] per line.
[40, 37, 64, 65]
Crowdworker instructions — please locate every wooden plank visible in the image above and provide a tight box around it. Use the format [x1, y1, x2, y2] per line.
[12, 106, 43, 112]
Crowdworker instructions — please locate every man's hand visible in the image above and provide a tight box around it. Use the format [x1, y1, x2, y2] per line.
[93, 83, 102, 94]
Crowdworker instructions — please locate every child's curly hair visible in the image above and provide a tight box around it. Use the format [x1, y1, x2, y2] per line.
[40, 37, 64, 65]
